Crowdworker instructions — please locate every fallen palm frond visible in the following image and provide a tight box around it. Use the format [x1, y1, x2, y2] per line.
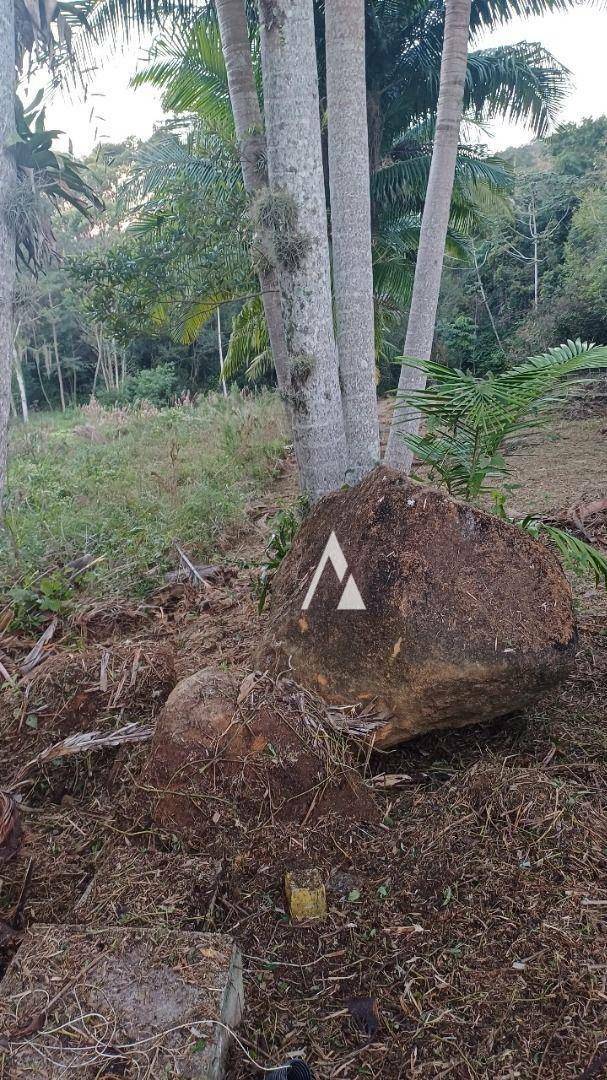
[538, 495, 607, 543]
[173, 542, 214, 589]
[8, 723, 154, 791]
[0, 792, 21, 861]
[20, 619, 57, 676]
[367, 772, 413, 790]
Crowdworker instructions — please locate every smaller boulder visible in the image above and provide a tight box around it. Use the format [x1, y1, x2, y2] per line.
[145, 668, 376, 833]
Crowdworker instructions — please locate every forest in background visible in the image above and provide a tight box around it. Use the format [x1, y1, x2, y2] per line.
[438, 115, 607, 376]
[12, 105, 607, 414]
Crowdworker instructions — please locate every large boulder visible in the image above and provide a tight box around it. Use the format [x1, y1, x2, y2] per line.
[265, 467, 577, 747]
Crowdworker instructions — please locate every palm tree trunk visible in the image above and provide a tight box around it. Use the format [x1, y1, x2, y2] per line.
[259, 0, 347, 501]
[0, 0, 15, 500]
[215, 0, 289, 396]
[385, 0, 472, 472]
[326, 0, 379, 484]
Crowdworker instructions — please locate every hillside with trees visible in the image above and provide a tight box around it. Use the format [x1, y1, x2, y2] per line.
[1, 1, 607, 1078]
[437, 116, 607, 373]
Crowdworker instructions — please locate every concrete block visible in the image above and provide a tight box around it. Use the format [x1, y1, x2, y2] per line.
[0, 924, 243, 1078]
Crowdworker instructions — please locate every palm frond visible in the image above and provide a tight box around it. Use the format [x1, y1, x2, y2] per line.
[470, 0, 575, 35]
[465, 43, 570, 136]
[399, 341, 607, 439]
[372, 148, 511, 226]
[132, 17, 235, 132]
[395, 340, 607, 500]
[223, 297, 271, 382]
[123, 131, 242, 208]
[521, 520, 607, 589]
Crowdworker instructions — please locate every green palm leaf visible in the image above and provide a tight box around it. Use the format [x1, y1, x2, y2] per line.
[396, 341, 607, 500]
[132, 18, 236, 133]
[521, 521, 607, 589]
[464, 43, 570, 135]
[223, 297, 271, 382]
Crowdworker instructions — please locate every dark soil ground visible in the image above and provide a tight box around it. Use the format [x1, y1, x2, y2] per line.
[0, 398, 606, 1079]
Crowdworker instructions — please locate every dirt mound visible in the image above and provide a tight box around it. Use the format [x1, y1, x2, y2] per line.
[145, 668, 377, 833]
[266, 466, 577, 746]
[20, 641, 176, 738]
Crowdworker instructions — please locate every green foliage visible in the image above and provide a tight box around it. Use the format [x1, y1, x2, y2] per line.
[399, 339, 607, 501]
[548, 116, 607, 177]
[8, 573, 74, 631]
[98, 362, 179, 407]
[9, 91, 103, 271]
[438, 314, 477, 370]
[439, 117, 607, 365]
[82, 2, 569, 383]
[254, 507, 302, 613]
[223, 297, 272, 384]
[1, 394, 287, 601]
[132, 18, 236, 135]
[396, 340, 607, 588]
[521, 519, 607, 589]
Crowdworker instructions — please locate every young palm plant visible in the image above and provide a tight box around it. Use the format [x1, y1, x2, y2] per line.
[395, 339, 607, 587]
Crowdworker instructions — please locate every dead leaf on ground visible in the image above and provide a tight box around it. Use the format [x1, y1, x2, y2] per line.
[237, 671, 263, 704]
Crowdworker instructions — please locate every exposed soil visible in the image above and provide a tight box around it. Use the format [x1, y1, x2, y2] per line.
[0, 402, 606, 1078]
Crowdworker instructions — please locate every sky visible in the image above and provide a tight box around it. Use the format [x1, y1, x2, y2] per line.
[25, 5, 607, 158]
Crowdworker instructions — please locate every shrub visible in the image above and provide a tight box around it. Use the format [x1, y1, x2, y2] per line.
[97, 364, 179, 409]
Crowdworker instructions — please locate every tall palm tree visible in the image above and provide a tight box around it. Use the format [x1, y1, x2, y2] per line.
[259, 0, 347, 499]
[215, 0, 289, 394]
[326, 0, 380, 482]
[385, 0, 474, 469]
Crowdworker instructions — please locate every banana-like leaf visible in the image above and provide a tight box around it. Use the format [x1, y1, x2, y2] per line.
[11, 92, 103, 271]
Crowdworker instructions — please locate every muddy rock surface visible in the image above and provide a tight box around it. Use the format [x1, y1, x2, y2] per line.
[266, 466, 577, 745]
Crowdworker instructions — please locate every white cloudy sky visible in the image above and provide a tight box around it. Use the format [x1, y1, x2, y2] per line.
[26, 5, 607, 157]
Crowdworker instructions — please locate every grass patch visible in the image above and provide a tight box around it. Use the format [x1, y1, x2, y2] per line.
[0, 391, 287, 604]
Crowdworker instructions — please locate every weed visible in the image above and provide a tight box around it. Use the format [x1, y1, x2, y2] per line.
[8, 572, 74, 631]
[1, 391, 287, 602]
[254, 505, 302, 613]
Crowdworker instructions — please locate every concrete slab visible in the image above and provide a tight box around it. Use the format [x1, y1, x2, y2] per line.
[0, 924, 243, 1078]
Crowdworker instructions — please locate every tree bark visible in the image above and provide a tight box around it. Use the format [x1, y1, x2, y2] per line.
[385, 0, 472, 471]
[0, 0, 16, 500]
[217, 306, 227, 396]
[326, 0, 379, 483]
[13, 346, 28, 422]
[215, 0, 289, 396]
[259, 0, 347, 501]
